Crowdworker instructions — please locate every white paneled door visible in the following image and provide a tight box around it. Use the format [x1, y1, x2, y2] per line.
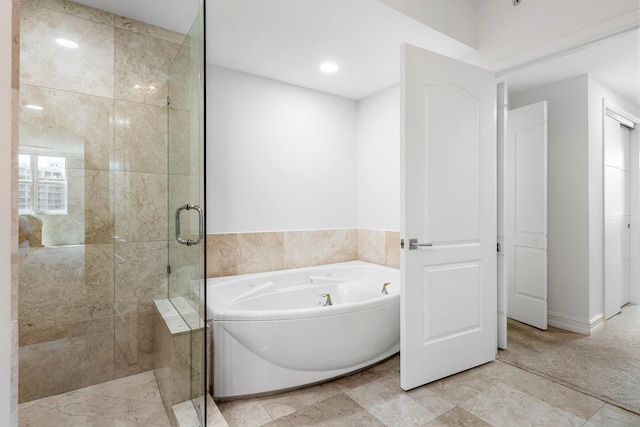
[604, 115, 631, 319]
[400, 44, 497, 391]
[506, 102, 548, 330]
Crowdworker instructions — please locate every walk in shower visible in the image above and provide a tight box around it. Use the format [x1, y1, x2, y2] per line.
[17, 0, 205, 424]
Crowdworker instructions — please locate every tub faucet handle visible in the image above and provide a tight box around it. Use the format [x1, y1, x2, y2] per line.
[319, 293, 333, 306]
[381, 283, 390, 295]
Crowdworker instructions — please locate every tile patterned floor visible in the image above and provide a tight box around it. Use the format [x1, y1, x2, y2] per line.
[18, 370, 171, 426]
[18, 356, 640, 427]
[215, 355, 640, 427]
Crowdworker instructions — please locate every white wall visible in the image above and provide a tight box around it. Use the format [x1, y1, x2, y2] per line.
[206, 65, 358, 233]
[1, 0, 15, 423]
[511, 75, 591, 331]
[473, 0, 639, 69]
[376, 0, 477, 49]
[587, 76, 640, 321]
[356, 85, 400, 231]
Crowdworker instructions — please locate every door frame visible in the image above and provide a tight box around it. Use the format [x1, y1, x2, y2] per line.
[602, 100, 640, 313]
[496, 77, 508, 349]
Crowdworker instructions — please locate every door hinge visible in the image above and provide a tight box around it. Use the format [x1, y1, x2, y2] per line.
[167, 265, 171, 274]
[400, 239, 404, 249]
[167, 95, 171, 106]
[497, 242, 502, 253]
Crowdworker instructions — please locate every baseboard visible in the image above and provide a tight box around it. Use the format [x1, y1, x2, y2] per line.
[547, 312, 591, 335]
[589, 313, 605, 333]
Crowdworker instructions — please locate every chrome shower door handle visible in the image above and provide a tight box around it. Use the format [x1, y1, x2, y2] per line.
[175, 203, 204, 246]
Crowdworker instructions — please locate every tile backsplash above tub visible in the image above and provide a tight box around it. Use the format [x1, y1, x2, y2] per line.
[206, 229, 400, 278]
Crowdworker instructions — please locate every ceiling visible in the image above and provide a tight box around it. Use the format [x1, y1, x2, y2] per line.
[73, 0, 639, 104]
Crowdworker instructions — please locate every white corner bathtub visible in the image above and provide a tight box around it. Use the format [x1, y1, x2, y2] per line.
[207, 261, 400, 399]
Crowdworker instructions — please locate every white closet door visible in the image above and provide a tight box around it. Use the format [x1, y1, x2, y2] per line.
[604, 116, 630, 319]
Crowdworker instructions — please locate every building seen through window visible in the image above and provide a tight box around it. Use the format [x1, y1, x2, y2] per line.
[18, 154, 67, 214]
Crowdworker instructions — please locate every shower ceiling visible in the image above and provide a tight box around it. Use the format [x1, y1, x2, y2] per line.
[72, 0, 638, 103]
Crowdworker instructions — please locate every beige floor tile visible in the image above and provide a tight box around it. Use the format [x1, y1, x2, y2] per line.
[332, 354, 400, 392]
[19, 390, 170, 427]
[501, 368, 604, 420]
[257, 382, 342, 420]
[216, 398, 274, 427]
[460, 382, 585, 427]
[344, 374, 445, 427]
[422, 406, 493, 427]
[81, 370, 163, 403]
[275, 394, 385, 427]
[424, 369, 498, 405]
[584, 403, 640, 427]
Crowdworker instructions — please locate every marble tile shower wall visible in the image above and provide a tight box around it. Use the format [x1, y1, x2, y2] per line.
[206, 229, 401, 278]
[18, 0, 184, 402]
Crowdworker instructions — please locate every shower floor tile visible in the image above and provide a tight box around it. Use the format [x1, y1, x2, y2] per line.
[18, 370, 171, 427]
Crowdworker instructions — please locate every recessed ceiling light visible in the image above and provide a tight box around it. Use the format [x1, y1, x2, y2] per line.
[25, 104, 44, 111]
[55, 38, 79, 48]
[320, 63, 338, 73]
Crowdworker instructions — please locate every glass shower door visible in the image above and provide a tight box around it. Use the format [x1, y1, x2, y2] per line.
[167, 4, 206, 424]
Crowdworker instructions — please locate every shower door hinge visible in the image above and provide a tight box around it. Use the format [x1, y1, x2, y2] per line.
[167, 265, 171, 275]
[167, 95, 171, 106]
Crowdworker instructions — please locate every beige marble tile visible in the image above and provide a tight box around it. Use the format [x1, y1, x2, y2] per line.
[258, 382, 343, 420]
[206, 233, 238, 278]
[343, 374, 445, 427]
[173, 399, 201, 427]
[167, 239, 204, 301]
[19, 84, 115, 172]
[114, 241, 168, 314]
[22, 0, 114, 25]
[83, 243, 116, 318]
[323, 229, 357, 264]
[460, 382, 585, 426]
[584, 403, 640, 427]
[207, 393, 230, 427]
[85, 169, 115, 244]
[357, 228, 385, 265]
[114, 171, 168, 243]
[115, 15, 185, 44]
[168, 107, 195, 176]
[114, 28, 181, 106]
[154, 309, 173, 415]
[114, 311, 155, 378]
[237, 232, 284, 275]
[20, 2, 115, 97]
[502, 368, 604, 420]
[19, 316, 115, 402]
[275, 393, 385, 427]
[115, 100, 168, 174]
[82, 370, 163, 404]
[284, 230, 324, 269]
[168, 29, 204, 114]
[19, 389, 171, 426]
[423, 406, 493, 427]
[154, 299, 190, 336]
[385, 230, 401, 268]
[472, 359, 523, 382]
[216, 398, 274, 427]
[19, 245, 111, 329]
[170, 334, 192, 407]
[424, 369, 498, 405]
